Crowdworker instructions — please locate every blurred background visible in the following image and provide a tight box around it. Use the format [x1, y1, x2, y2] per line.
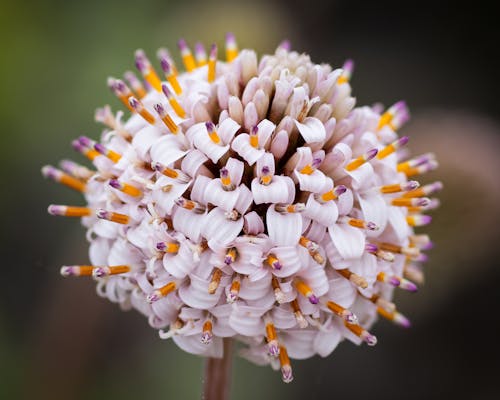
[1, 0, 499, 399]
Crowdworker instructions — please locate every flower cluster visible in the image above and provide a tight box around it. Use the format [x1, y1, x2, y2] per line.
[44, 34, 441, 383]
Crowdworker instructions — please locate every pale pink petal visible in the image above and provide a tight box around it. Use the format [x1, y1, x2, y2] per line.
[294, 169, 327, 193]
[244, 102, 259, 131]
[271, 305, 298, 329]
[328, 223, 365, 260]
[173, 334, 223, 358]
[256, 152, 275, 176]
[218, 117, 241, 144]
[304, 193, 339, 226]
[256, 118, 276, 147]
[150, 135, 188, 166]
[266, 206, 302, 246]
[270, 246, 302, 278]
[163, 242, 197, 278]
[181, 149, 209, 178]
[251, 175, 293, 204]
[346, 162, 376, 190]
[172, 207, 206, 243]
[231, 133, 265, 166]
[107, 238, 143, 266]
[281, 330, 316, 359]
[229, 304, 266, 336]
[178, 273, 228, 309]
[202, 208, 244, 248]
[357, 192, 388, 236]
[243, 211, 265, 235]
[239, 274, 273, 300]
[205, 179, 240, 211]
[190, 175, 211, 204]
[270, 129, 289, 159]
[89, 238, 110, 266]
[192, 129, 230, 163]
[298, 261, 329, 297]
[337, 188, 354, 216]
[152, 177, 191, 215]
[314, 318, 342, 357]
[295, 117, 326, 143]
[132, 125, 162, 160]
[326, 272, 357, 308]
[234, 184, 253, 214]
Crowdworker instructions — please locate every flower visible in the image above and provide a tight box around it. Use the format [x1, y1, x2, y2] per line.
[44, 33, 441, 383]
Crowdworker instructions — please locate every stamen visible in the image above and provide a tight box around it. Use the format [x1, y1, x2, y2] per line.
[344, 322, 378, 346]
[299, 236, 319, 252]
[178, 39, 196, 72]
[92, 265, 131, 278]
[345, 148, 378, 171]
[135, 49, 162, 92]
[337, 59, 354, 84]
[249, 125, 259, 148]
[402, 181, 443, 198]
[377, 136, 409, 159]
[340, 216, 379, 231]
[409, 234, 432, 249]
[59, 160, 94, 181]
[369, 294, 396, 313]
[404, 263, 425, 284]
[275, 203, 306, 214]
[42, 165, 86, 192]
[194, 42, 207, 66]
[391, 197, 431, 207]
[291, 299, 308, 328]
[377, 272, 418, 292]
[109, 179, 142, 197]
[108, 78, 135, 111]
[151, 161, 190, 183]
[124, 71, 147, 98]
[174, 197, 206, 214]
[316, 185, 347, 203]
[380, 181, 419, 194]
[377, 101, 408, 130]
[153, 103, 178, 133]
[94, 143, 122, 163]
[337, 268, 368, 289]
[159, 57, 182, 95]
[60, 265, 130, 278]
[259, 165, 273, 185]
[96, 209, 130, 224]
[220, 167, 236, 191]
[277, 40, 291, 51]
[157, 47, 179, 75]
[72, 138, 99, 161]
[225, 209, 240, 221]
[208, 268, 223, 294]
[265, 254, 282, 270]
[299, 163, 314, 175]
[205, 121, 220, 144]
[201, 320, 213, 344]
[225, 32, 238, 62]
[397, 153, 435, 172]
[265, 321, 280, 357]
[156, 241, 180, 254]
[224, 247, 238, 265]
[129, 96, 155, 124]
[406, 214, 432, 227]
[278, 345, 294, 383]
[326, 300, 358, 324]
[227, 276, 240, 303]
[294, 279, 319, 304]
[48, 205, 92, 217]
[377, 242, 421, 258]
[208, 44, 217, 83]
[377, 307, 411, 328]
[404, 160, 439, 177]
[271, 277, 286, 303]
[147, 281, 177, 303]
[161, 84, 186, 118]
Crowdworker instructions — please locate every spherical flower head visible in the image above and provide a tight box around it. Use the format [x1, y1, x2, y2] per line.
[44, 35, 441, 383]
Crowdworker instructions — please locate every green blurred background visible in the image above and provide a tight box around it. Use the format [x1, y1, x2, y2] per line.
[1, 0, 499, 399]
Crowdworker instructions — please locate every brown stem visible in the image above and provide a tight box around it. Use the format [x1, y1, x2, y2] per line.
[202, 338, 233, 400]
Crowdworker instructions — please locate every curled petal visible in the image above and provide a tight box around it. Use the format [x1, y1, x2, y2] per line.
[267, 205, 302, 246]
[328, 223, 365, 260]
[295, 117, 326, 144]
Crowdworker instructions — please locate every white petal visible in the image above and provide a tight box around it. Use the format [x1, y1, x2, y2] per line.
[193, 129, 229, 163]
[173, 334, 223, 358]
[294, 169, 327, 193]
[231, 134, 264, 166]
[282, 330, 316, 359]
[266, 206, 302, 246]
[239, 274, 273, 300]
[202, 208, 244, 248]
[270, 129, 289, 159]
[172, 207, 206, 243]
[251, 175, 292, 204]
[234, 184, 253, 214]
[190, 175, 211, 204]
[295, 117, 326, 143]
[205, 179, 240, 211]
[357, 192, 388, 236]
[150, 135, 188, 166]
[256, 118, 276, 147]
[181, 149, 209, 178]
[314, 319, 342, 357]
[337, 188, 354, 216]
[225, 157, 244, 185]
[229, 304, 266, 336]
[271, 246, 302, 278]
[346, 162, 376, 190]
[256, 152, 275, 176]
[218, 117, 241, 144]
[178, 273, 227, 310]
[304, 193, 339, 226]
[163, 242, 197, 279]
[89, 238, 110, 266]
[243, 211, 265, 235]
[132, 125, 162, 160]
[327, 273, 357, 308]
[328, 223, 365, 260]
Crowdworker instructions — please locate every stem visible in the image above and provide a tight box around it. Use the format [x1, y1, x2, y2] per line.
[202, 338, 233, 400]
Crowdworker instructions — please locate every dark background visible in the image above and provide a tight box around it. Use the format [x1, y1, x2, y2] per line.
[1, 0, 499, 398]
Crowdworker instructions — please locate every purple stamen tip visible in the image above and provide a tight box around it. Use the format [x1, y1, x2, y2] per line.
[273, 261, 282, 271]
[312, 157, 323, 168]
[161, 83, 171, 97]
[205, 121, 215, 131]
[153, 103, 165, 114]
[406, 181, 420, 191]
[48, 205, 61, 215]
[394, 100, 407, 112]
[94, 143, 106, 154]
[343, 59, 354, 72]
[178, 39, 188, 50]
[422, 241, 434, 251]
[71, 140, 84, 151]
[147, 293, 159, 304]
[281, 367, 293, 383]
[109, 179, 121, 189]
[195, 42, 204, 53]
[42, 165, 57, 179]
[96, 209, 108, 219]
[129, 97, 139, 108]
[114, 80, 127, 93]
[224, 256, 233, 265]
[404, 282, 419, 292]
[422, 215, 433, 224]
[251, 125, 259, 135]
[60, 266, 74, 277]
[209, 44, 217, 57]
[365, 243, 378, 253]
[268, 343, 280, 357]
[398, 136, 410, 146]
[160, 57, 170, 72]
[201, 332, 212, 344]
[220, 167, 229, 178]
[400, 317, 411, 329]
[389, 277, 401, 286]
[156, 242, 166, 251]
[365, 334, 378, 346]
[366, 221, 379, 231]
[335, 185, 347, 196]
[226, 32, 235, 42]
[433, 181, 444, 191]
[92, 267, 106, 278]
[78, 136, 92, 147]
[261, 166, 270, 175]
[366, 148, 378, 160]
[308, 294, 319, 305]
[278, 40, 291, 51]
[346, 312, 358, 324]
[416, 198, 431, 207]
